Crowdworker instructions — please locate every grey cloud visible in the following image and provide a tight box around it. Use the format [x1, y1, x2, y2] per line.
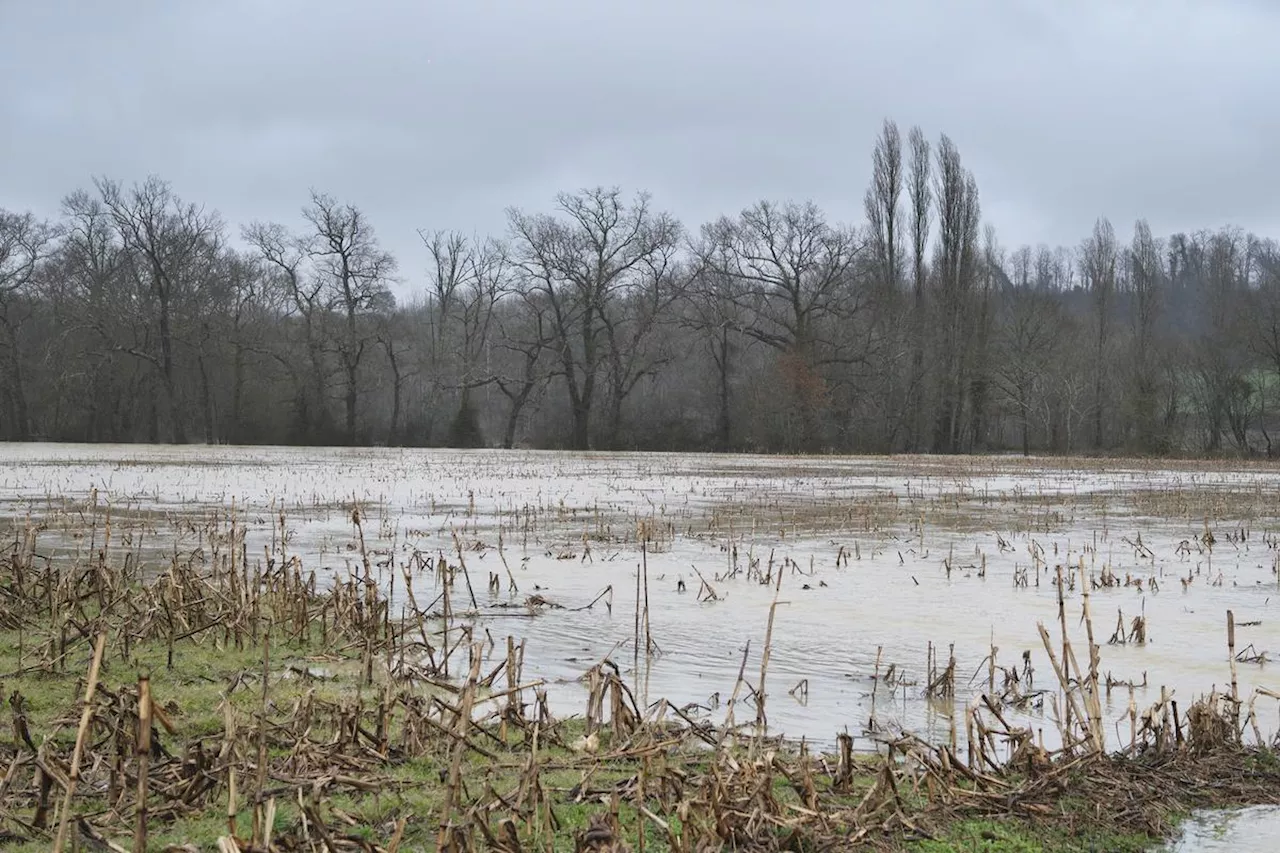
[2, 0, 1278, 281]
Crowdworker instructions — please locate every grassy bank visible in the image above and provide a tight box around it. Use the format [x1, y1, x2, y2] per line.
[1, 514, 1278, 852]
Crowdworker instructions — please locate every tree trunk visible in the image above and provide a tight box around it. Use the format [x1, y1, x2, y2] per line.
[198, 355, 215, 444]
[604, 384, 625, 449]
[157, 292, 185, 443]
[147, 381, 160, 444]
[716, 327, 732, 451]
[0, 386, 12, 440]
[310, 350, 328, 440]
[502, 384, 536, 449]
[1093, 370, 1104, 450]
[2, 328, 31, 440]
[570, 399, 591, 450]
[388, 365, 402, 447]
[231, 343, 245, 444]
[501, 402, 522, 449]
[344, 358, 359, 445]
[561, 353, 593, 450]
[970, 377, 988, 451]
[302, 316, 330, 442]
[908, 343, 925, 452]
[1020, 398, 1030, 457]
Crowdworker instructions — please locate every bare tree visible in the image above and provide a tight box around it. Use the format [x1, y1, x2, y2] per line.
[14, 118, 1280, 457]
[697, 200, 864, 449]
[482, 289, 555, 448]
[1078, 217, 1118, 449]
[0, 210, 58, 439]
[246, 194, 395, 444]
[53, 191, 134, 439]
[968, 224, 1002, 449]
[243, 220, 335, 441]
[98, 177, 223, 443]
[424, 238, 558, 448]
[930, 134, 981, 453]
[905, 126, 932, 450]
[490, 293, 554, 448]
[303, 193, 396, 444]
[1050, 246, 1076, 291]
[682, 266, 751, 450]
[1193, 228, 1251, 451]
[1055, 349, 1094, 453]
[374, 309, 418, 445]
[599, 257, 687, 447]
[421, 231, 505, 446]
[994, 287, 1067, 455]
[864, 119, 910, 449]
[1127, 219, 1166, 451]
[865, 119, 905, 294]
[507, 187, 681, 449]
[1246, 238, 1280, 454]
[199, 250, 274, 444]
[1033, 245, 1055, 290]
[1010, 245, 1033, 290]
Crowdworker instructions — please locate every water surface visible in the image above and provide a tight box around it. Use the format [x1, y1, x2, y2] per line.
[1164, 805, 1280, 852]
[2, 444, 1278, 753]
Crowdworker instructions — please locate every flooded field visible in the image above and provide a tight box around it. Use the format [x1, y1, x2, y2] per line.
[3, 443, 1279, 756]
[1164, 805, 1280, 851]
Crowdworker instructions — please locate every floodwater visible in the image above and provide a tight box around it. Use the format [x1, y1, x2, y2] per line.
[1163, 805, 1280, 852]
[2, 444, 1279, 757]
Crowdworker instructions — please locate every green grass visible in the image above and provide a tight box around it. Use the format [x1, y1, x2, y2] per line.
[908, 818, 1157, 852]
[0, 613, 794, 851]
[0, 547, 1272, 851]
[0, 619, 1236, 851]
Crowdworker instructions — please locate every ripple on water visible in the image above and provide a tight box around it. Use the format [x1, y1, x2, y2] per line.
[2, 444, 1280, 754]
[1164, 806, 1280, 852]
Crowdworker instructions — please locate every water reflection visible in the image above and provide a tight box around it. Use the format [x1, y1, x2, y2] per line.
[2, 444, 1279, 755]
[1164, 806, 1280, 852]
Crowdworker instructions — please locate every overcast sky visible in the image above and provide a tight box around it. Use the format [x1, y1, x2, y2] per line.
[2, 0, 1277, 286]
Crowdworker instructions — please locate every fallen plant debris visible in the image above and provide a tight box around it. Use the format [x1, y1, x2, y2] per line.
[0, 504, 1278, 853]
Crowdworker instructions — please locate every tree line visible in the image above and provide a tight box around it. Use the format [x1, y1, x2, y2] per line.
[3, 119, 1279, 456]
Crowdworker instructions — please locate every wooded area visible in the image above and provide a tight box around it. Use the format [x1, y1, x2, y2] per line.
[2, 119, 1278, 455]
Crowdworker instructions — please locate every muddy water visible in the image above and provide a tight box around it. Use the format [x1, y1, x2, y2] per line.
[2, 444, 1279, 754]
[1163, 806, 1280, 851]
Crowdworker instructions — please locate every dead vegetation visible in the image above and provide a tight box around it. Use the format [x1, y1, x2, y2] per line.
[0, 486, 1278, 851]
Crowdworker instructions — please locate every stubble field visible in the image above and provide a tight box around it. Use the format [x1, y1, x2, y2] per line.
[1, 444, 1278, 851]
